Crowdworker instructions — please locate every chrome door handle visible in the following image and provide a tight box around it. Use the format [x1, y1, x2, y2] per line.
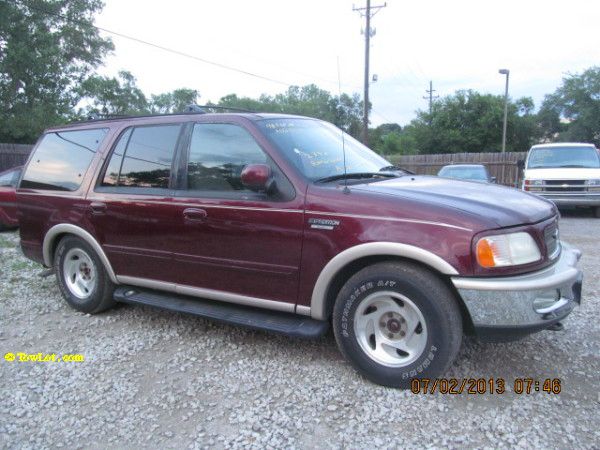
[183, 208, 207, 222]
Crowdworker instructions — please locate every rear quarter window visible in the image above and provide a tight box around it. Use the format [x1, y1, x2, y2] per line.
[20, 128, 108, 191]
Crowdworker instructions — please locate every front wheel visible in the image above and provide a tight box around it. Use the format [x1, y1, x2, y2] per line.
[333, 261, 463, 388]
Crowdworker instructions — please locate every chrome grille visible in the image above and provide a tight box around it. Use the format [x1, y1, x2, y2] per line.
[543, 180, 586, 192]
[544, 221, 560, 259]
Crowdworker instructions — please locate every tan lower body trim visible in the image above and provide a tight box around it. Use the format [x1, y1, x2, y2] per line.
[295, 305, 311, 316]
[116, 275, 296, 314]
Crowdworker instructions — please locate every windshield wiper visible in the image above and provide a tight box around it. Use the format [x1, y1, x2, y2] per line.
[379, 165, 414, 175]
[530, 164, 595, 169]
[315, 172, 397, 183]
[557, 164, 594, 168]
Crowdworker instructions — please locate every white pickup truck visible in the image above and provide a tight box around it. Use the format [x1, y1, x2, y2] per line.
[522, 143, 600, 218]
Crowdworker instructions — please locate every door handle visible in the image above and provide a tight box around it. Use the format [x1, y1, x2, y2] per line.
[89, 202, 107, 215]
[183, 208, 207, 222]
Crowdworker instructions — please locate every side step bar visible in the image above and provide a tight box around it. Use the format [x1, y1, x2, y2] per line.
[113, 286, 329, 339]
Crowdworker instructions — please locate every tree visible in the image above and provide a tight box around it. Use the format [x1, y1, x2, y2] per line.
[0, 0, 113, 142]
[78, 70, 148, 117]
[369, 123, 402, 153]
[538, 67, 600, 146]
[399, 90, 539, 154]
[150, 88, 200, 114]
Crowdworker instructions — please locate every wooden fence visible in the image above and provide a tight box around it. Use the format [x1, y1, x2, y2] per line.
[0, 143, 526, 186]
[0, 143, 33, 172]
[387, 151, 527, 187]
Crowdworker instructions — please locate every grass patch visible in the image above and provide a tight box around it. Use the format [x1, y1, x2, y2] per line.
[0, 234, 13, 248]
[10, 260, 31, 271]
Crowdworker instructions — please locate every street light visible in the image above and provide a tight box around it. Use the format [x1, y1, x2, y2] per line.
[498, 69, 510, 153]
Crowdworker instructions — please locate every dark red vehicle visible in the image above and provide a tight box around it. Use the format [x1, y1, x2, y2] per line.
[16, 112, 583, 387]
[0, 166, 22, 230]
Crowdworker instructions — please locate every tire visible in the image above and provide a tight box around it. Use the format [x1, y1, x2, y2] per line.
[54, 235, 115, 314]
[332, 261, 462, 388]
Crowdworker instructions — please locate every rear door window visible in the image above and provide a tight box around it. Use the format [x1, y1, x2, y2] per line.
[20, 128, 108, 191]
[101, 124, 181, 190]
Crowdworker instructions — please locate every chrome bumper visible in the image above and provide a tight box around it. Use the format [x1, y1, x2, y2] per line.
[537, 193, 600, 206]
[451, 242, 582, 339]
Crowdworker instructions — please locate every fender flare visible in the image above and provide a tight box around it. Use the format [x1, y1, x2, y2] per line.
[43, 223, 118, 284]
[309, 242, 459, 320]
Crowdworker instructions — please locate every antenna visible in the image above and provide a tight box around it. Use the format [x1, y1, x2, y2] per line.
[337, 57, 350, 194]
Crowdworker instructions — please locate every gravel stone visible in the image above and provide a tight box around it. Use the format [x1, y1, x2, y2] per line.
[0, 209, 599, 449]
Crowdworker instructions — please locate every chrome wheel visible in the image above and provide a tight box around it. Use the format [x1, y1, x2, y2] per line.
[62, 248, 97, 299]
[354, 291, 428, 367]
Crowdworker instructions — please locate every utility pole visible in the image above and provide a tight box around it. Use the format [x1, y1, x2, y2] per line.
[353, 1, 386, 146]
[423, 80, 439, 122]
[498, 69, 510, 153]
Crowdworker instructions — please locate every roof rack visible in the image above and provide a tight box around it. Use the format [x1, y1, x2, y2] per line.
[184, 104, 256, 114]
[81, 104, 256, 123]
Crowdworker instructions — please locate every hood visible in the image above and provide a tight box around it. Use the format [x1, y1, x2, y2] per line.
[524, 167, 600, 179]
[353, 175, 556, 228]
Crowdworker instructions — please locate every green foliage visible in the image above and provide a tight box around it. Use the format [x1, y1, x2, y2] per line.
[78, 71, 149, 116]
[150, 88, 200, 114]
[538, 67, 600, 146]
[0, 0, 113, 143]
[78, 71, 201, 117]
[398, 90, 539, 154]
[368, 123, 418, 155]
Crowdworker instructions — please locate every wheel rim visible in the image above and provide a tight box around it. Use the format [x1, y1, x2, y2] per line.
[62, 248, 97, 299]
[353, 291, 428, 368]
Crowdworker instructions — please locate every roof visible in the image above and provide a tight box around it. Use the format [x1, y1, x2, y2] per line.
[45, 111, 313, 132]
[440, 164, 487, 169]
[530, 143, 597, 149]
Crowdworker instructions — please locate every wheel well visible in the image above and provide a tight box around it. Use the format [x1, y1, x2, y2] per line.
[47, 232, 69, 266]
[322, 255, 475, 334]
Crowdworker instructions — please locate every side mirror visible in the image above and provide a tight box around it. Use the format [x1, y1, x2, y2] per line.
[490, 176, 497, 183]
[241, 164, 273, 192]
[517, 159, 525, 170]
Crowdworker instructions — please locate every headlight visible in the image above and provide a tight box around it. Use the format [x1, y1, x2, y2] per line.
[523, 179, 543, 191]
[476, 232, 541, 268]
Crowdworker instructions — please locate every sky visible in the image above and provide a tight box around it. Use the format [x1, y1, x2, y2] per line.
[95, 0, 600, 126]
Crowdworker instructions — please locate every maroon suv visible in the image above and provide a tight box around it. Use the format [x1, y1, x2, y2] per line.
[16, 112, 583, 387]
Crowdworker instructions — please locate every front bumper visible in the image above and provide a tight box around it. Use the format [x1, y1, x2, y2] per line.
[452, 242, 582, 341]
[535, 193, 600, 207]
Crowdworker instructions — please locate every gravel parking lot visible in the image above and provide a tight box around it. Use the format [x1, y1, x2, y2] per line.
[1, 211, 599, 449]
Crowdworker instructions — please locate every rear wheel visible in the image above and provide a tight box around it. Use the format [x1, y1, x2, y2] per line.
[54, 236, 115, 314]
[332, 261, 462, 388]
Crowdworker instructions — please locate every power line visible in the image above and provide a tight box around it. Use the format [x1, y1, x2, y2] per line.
[16, 0, 361, 91]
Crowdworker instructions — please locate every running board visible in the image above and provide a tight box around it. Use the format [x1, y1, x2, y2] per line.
[113, 286, 329, 339]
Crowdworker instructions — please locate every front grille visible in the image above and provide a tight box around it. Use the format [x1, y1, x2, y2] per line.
[543, 180, 586, 192]
[544, 221, 560, 259]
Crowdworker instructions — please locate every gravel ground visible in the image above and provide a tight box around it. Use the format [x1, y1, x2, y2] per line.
[1, 210, 599, 449]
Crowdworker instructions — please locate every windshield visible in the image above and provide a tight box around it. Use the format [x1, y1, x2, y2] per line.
[438, 166, 488, 181]
[527, 146, 600, 169]
[257, 118, 391, 181]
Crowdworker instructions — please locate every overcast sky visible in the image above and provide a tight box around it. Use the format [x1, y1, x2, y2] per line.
[95, 0, 600, 126]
